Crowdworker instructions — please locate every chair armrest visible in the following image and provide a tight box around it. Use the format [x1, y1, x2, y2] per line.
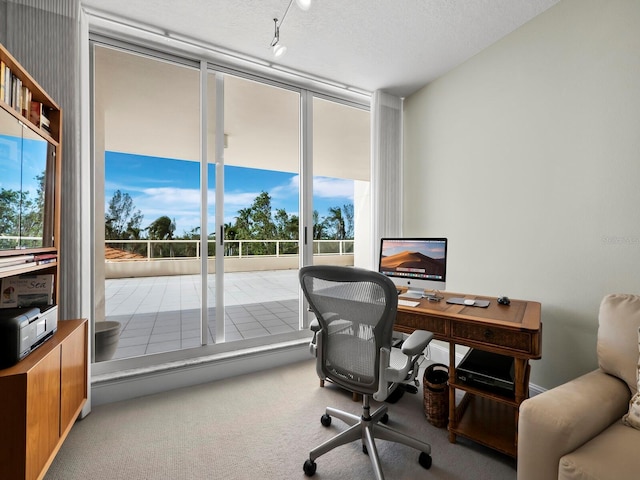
[309, 318, 320, 332]
[401, 330, 434, 356]
[517, 369, 631, 480]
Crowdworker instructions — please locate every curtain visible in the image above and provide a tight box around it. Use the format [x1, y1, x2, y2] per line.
[1, 0, 87, 325]
[371, 90, 403, 266]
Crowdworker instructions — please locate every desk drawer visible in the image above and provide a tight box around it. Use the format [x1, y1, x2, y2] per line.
[395, 311, 446, 336]
[452, 322, 533, 354]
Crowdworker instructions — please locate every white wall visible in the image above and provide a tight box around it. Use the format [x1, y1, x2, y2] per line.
[403, 0, 640, 390]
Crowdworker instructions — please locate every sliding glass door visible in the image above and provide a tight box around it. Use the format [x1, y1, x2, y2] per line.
[94, 45, 203, 360]
[312, 97, 371, 268]
[209, 73, 301, 343]
[92, 39, 371, 364]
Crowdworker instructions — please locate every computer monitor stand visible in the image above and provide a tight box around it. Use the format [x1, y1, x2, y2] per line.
[400, 289, 423, 299]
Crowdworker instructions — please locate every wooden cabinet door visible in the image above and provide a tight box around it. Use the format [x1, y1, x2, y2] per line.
[25, 347, 61, 480]
[60, 321, 88, 431]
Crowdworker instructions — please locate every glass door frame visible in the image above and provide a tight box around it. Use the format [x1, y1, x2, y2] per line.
[90, 35, 370, 373]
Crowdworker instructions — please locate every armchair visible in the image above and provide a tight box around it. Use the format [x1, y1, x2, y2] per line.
[299, 265, 434, 480]
[517, 293, 640, 480]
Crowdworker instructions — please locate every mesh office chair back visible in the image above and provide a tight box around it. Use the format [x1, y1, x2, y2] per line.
[299, 265, 397, 396]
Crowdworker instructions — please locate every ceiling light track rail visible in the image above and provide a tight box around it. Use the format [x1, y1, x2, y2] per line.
[270, 0, 311, 58]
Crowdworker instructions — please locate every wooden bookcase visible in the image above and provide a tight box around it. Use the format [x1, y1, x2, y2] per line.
[0, 42, 62, 292]
[1, 43, 86, 480]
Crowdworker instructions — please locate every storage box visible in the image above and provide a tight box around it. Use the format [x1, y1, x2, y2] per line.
[0, 274, 54, 308]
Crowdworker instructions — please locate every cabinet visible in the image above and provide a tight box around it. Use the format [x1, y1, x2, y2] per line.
[1, 44, 84, 480]
[0, 319, 88, 480]
[394, 292, 541, 457]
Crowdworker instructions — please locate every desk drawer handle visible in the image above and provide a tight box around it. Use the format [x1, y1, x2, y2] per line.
[484, 329, 494, 339]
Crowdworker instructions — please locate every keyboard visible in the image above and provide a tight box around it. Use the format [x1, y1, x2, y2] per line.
[398, 299, 420, 307]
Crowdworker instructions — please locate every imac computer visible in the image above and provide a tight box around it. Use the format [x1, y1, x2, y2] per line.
[378, 238, 448, 299]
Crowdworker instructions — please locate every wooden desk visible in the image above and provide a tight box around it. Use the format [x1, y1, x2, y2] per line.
[394, 292, 542, 458]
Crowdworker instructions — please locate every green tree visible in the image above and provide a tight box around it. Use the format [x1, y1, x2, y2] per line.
[274, 208, 299, 254]
[343, 203, 354, 239]
[327, 206, 346, 240]
[147, 215, 176, 257]
[0, 182, 44, 248]
[0, 188, 21, 247]
[104, 190, 144, 240]
[230, 191, 277, 255]
[147, 215, 176, 240]
[251, 191, 277, 240]
[312, 210, 328, 240]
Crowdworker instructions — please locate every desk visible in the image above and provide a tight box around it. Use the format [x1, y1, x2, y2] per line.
[394, 291, 542, 458]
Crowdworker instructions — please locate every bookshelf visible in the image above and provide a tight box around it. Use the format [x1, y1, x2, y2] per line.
[0, 43, 86, 480]
[1, 42, 62, 306]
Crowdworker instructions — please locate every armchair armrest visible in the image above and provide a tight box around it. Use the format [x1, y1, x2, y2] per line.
[517, 369, 631, 480]
[401, 330, 434, 356]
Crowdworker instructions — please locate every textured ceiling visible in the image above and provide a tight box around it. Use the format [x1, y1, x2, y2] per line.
[81, 0, 560, 97]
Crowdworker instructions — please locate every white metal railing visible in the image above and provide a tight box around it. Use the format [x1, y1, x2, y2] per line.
[104, 238, 354, 260]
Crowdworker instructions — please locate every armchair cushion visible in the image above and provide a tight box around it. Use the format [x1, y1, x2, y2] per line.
[597, 293, 640, 395]
[622, 327, 640, 429]
[558, 421, 640, 480]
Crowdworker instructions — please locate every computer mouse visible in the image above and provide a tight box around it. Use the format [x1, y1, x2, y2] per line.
[497, 296, 511, 306]
[464, 299, 475, 306]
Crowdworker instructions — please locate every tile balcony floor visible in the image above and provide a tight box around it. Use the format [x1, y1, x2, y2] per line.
[104, 269, 300, 360]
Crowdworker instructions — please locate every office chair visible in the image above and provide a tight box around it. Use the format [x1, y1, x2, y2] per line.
[299, 265, 434, 480]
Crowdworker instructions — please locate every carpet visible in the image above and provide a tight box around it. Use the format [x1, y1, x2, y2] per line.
[45, 359, 516, 480]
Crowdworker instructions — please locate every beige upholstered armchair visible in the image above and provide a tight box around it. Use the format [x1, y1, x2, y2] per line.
[517, 294, 640, 480]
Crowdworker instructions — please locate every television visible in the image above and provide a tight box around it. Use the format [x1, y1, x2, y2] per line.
[378, 238, 448, 298]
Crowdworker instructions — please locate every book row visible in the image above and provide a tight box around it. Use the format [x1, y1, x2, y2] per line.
[0, 59, 51, 132]
[0, 253, 57, 274]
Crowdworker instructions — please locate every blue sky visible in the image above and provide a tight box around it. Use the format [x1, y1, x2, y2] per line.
[105, 151, 354, 235]
[0, 133, 48, 195]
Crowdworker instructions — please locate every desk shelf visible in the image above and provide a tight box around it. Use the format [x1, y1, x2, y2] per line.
[450, 394, 517, 457]
[448, 380, 518, 407]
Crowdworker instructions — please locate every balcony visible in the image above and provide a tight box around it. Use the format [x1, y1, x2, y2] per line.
[101, 239, 354, 360]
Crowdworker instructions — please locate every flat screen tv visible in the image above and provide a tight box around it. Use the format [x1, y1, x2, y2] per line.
[378, 238, 448, 298]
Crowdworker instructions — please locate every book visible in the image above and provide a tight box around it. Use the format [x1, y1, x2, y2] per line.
[0, 254, 35, 267]
[0, 60, 5, 104]
[1, 273, 54, 308]
[21, 84, 30, 117]
[30, 100, 42, 126]
[34, 253, 57, 265]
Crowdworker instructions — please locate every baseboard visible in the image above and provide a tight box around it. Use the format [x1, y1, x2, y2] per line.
[91, 339, 311, 406]
[427, 341, 545, 397]
[91, 338, 546, 407]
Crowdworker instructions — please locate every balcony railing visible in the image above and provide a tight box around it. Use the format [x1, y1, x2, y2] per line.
[103, 239, 355, 278]
[105, 238, 354, 261]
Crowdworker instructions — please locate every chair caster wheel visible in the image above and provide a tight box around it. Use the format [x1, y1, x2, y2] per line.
[362, 444, 368, 455]
[405, 384, 418, 394]
[419, 452, 432, 469]
[303, 459, 317, 476]
[320, 414, 332, 427]
[381, 413, 389, 424]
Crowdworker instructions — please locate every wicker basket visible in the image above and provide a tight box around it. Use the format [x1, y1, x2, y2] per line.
[423, 363, 449, 428]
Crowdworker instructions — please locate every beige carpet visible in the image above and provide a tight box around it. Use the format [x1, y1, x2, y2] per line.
[45, 359, 516, 480]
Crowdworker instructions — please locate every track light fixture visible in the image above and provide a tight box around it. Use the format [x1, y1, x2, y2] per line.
[269, 0, 311, 58]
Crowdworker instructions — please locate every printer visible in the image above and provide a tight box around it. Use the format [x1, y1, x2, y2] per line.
[0, 305, 58, 369]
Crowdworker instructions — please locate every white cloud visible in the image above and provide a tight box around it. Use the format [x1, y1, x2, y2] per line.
[313, 176, 354, 200]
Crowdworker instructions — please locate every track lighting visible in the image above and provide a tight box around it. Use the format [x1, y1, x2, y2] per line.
[295, 0, 311, 11]
[269, 0, 311, 58]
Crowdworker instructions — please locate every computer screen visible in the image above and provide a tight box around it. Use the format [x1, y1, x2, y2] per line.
[378, 238, 448, 296]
